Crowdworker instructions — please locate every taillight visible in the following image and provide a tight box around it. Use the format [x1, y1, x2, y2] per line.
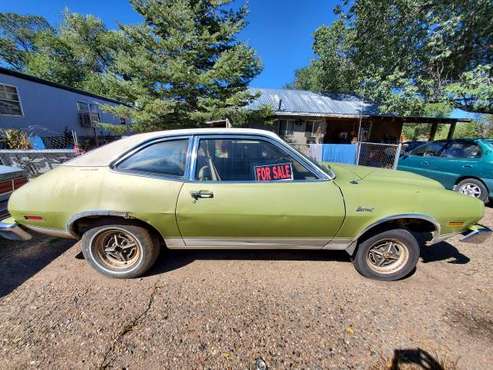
[13, 176, 28, 189]
[0, 180, 11, 194]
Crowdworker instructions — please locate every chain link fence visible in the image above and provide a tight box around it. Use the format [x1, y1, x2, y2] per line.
[0, 126, 78, 150]
[0, 126, 81, 177]
[0, 149, 78, 178]
[291, 142, 402, 169]
[356, 142, 402, 169]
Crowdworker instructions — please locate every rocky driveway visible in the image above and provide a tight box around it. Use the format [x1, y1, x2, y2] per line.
[0, 208, 492, 369]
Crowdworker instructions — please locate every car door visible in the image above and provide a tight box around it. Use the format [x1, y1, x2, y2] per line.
[398, 141, 447, 182]
[433, 140, 484, 189]
[175, 135, 345, 248]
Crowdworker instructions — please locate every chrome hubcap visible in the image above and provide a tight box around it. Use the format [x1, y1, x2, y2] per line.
[367, 239, 409, 274]
[93, 229, 141, 270]
[459, 183, 482, 198]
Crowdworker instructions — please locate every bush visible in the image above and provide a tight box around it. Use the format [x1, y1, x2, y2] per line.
[1, 129, 32, 150]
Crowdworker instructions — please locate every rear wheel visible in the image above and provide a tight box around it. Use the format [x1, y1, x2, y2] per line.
[81, 224, 159, 279]
[455, 178, 489, 203]
[352, 229, 420, 281]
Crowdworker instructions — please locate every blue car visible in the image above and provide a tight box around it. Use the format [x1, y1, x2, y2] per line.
[398, 138, 493, 203]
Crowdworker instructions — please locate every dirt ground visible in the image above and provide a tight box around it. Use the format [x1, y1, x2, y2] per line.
[0, 209, 492, 369]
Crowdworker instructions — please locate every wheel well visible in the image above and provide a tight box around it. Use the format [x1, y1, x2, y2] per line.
[455, 176, 488, 189]
[357, 218, 438, 246]
[70, 216, 166, 247]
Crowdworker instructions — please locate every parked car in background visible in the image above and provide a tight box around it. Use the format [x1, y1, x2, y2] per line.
[0, 129, 490, 281]
[398, 139, 493, 202]
[401, 141, 427, 155]
[0, 165, 27, 220]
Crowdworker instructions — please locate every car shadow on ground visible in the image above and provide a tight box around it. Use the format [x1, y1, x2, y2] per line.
[373, 347, 454, 369]
[0, 235, 73, 299]
[146, 241, 471, 277]
[420, 241, 470, 265]
[146, 249, 351, 277]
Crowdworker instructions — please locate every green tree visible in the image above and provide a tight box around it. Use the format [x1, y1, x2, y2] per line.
[293, 0, 493, 116]
[101, 0, 265, 131]
[25, 11, 123, 95]
[0, 13, 52, 70]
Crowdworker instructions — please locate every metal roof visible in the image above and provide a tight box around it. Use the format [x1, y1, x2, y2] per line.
[248, 88, 380, 117]
[0, 67, 124, 105]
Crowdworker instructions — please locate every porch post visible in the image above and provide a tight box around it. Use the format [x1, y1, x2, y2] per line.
[447, 122, 456, 140]
[429, 123, 438, 141]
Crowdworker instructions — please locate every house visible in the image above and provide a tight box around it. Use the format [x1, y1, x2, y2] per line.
[0, 67, 127, 148]
[247, 88, 467, 145]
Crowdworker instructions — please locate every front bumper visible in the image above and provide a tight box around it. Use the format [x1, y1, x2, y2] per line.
[0, 221, 32, 241]
[460, 225, 492, 244]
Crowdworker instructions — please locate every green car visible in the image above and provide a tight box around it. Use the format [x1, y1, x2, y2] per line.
[0, 129, 490, 281]
[398, 139, 493, 202]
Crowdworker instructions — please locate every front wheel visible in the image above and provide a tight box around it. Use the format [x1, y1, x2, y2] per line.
[81, 224, 160, 279]
[352, 229, 420, 281]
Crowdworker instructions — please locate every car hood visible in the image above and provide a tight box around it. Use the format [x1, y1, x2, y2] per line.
[328, 163, 444, 189]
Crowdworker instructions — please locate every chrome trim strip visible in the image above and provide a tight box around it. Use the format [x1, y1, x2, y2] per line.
[110, 135, 193, 169]
[165, 237, 331, 249]
[461, 225, 492, 244]
[23, 224, 75, 239]
[187, 133, 332, 182]
[338, 213, 442, 254]
[0, 222, 32, 241]
[65, 210, 133, 237]
[188, 135, 200, 181]
[165, 238, 186, 248]
[427, 232, 459, 246]
[323, 238, 352, 250]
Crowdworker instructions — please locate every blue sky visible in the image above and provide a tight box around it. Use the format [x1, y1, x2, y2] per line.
[0, 0, 478, 119]
[0, 0, 335, 88]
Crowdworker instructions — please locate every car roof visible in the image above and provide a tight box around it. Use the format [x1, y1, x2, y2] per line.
[64, 128, 281, 167]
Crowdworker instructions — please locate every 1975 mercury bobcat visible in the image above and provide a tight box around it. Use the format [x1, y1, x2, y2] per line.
[0, 129, 490, 281]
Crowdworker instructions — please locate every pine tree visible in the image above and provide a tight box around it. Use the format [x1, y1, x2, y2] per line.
[102, 0, 267, 131]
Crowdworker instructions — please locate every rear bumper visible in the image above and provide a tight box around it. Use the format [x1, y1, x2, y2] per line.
[461, 225, 492, 244]
[0, 221, 32, 241]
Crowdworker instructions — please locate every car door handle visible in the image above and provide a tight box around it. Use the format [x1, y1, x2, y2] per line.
[463, 164, 473, 168]
[422, 161, 430, 166]
[190, 190, 214, 200]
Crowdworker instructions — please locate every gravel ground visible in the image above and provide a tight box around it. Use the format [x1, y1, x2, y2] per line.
[0, 208, 492, 369]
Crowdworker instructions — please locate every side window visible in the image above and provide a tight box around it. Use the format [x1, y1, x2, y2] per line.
[195, 138, 317, 182]
[441, 141, 482, 159]
[117, 139, 189, 177]
[411, 142, 445, 157]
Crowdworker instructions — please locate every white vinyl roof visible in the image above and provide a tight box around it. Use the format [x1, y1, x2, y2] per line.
[64, 128, 281, 167]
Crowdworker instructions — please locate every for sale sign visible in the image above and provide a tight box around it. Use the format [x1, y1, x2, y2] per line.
[254, 162, 293, 182]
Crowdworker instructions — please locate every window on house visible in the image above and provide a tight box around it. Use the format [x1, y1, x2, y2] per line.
[0, 84, 22, 116]
[77, 102, 89, 112]
[278, 120, 294, 136]
[305, 122, 314, 134]
[78, 101, 101, 125]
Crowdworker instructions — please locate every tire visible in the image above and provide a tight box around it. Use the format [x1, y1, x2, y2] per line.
[81, 224, 160, 279]
[455, 178, 489, 203]
[352, 229, 420, 281]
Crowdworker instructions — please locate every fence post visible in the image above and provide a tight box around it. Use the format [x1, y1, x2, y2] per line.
[393, 143, 402, 169]
[355, 142, 362, 165]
